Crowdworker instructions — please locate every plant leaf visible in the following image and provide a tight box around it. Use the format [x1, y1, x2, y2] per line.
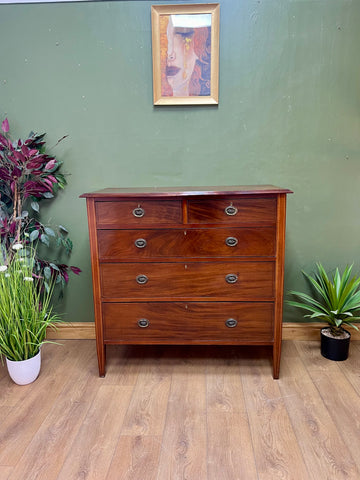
[44, 227, 56, 237]
[29, 230, 39, 242]
[40, 234, 50, 247]
[42, 192, 54, 199]
[31, 201, 39, 212]
[1, 118, 9, 133]
[44, 266, 52, 280]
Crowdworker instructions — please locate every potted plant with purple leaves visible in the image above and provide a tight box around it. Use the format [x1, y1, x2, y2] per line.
[0, 117, 81, 291]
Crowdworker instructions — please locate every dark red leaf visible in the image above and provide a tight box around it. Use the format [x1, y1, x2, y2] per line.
[0, 134, 10, 148]
[1, 118, 9, 133]
[29, 149, 39, 156]
[45, 159, 56, 170]
[70, 266, 82, 275]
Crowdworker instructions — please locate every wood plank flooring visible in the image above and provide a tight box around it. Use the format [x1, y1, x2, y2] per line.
[1, 339, 360, 480]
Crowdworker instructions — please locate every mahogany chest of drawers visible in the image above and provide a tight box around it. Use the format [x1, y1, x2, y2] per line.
[81, 185, 292, 378]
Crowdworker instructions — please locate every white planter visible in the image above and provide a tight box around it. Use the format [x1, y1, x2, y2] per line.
[6, 350, 41, 385]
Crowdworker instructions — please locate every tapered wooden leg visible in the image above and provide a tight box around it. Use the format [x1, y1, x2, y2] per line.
[97, 343, 106, 377]
[273, 342, 281, 379]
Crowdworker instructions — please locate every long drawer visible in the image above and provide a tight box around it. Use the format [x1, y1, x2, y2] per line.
[98, 227, 276, 259]
[103, 302, 274, 343]
[100, 261, 275, 299]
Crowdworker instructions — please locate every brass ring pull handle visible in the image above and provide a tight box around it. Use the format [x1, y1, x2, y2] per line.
[133, 207, 145, 218]
[225, 318, 238, 328]
[138, 318, 150, 328]
[134, 238, 147, 249]
[136, 274, 148, 285]
[225, 205, 238, 216]
[225, 274, 238, 284]
[225, 236, 238, 247]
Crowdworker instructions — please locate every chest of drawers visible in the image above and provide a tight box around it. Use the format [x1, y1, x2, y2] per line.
[81, 185, 292, 378]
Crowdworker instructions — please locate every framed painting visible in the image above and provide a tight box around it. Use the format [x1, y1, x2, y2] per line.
[151, 3, 220, 105]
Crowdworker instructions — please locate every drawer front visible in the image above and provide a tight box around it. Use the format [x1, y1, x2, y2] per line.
[103, 302, 274, 342]
[95, 199, 182, 226]
[98, 227, 275, 259]
[187, 197, 277, 224]
[100, 261, 275, 299]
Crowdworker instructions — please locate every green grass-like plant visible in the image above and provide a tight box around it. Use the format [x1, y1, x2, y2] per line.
[0, 244, 61, 361]
[287, 263, 360, 336]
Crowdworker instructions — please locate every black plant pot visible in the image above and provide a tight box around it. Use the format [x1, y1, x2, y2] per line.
[320, 327, 351, 361]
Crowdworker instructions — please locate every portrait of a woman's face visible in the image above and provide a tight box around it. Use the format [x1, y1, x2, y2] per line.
[166, 17, 199, 97]
[152, 4, 219, 105]
[160, 14, 212, 98]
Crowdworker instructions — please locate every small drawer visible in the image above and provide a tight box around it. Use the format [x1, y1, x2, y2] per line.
[187, 197, 277, 224]
[103, 302, 274, 343]
[100, 261, 275, 299]
[95, 199, 182, 227]
[98, 227, 276, 260]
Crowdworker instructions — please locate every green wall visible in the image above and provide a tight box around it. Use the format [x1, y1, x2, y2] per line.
[1, 0, 359, 323]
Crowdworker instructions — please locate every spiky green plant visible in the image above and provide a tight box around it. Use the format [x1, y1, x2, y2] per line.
[287, 263, 360, 336]
[0, 243, 61, 361]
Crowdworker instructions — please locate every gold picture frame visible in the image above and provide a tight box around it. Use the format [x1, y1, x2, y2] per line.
[151, 3, 220, 105]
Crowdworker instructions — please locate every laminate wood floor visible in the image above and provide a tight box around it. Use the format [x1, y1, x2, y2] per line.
[1, 339, 360, 480]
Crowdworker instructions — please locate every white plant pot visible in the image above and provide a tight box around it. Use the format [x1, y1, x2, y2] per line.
[6, 350, 41, 385]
